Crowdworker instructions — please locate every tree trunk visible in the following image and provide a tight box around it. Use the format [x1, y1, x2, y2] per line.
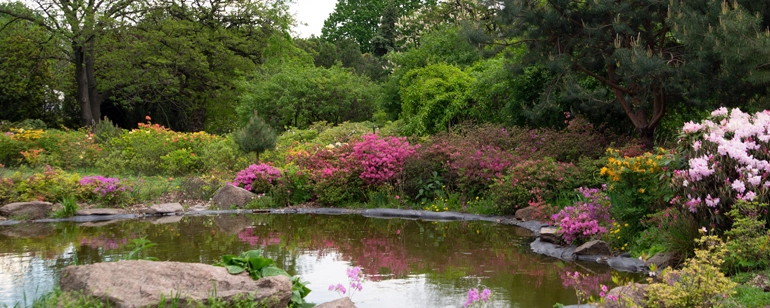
[74, 46, 95, 126]
[255, 151, 260, 164]
[638, 127, 655, 151]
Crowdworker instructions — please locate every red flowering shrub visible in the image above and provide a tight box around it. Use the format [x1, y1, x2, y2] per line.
[488, 158, 586, 214]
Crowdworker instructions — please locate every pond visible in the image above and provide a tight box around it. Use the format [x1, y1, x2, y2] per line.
[0, 214, 634, 307]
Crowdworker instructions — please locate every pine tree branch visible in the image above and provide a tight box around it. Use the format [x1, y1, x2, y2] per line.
[573, 63, 630, 94]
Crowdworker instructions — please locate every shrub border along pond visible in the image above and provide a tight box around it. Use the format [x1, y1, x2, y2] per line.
[0, 206, 648, 273]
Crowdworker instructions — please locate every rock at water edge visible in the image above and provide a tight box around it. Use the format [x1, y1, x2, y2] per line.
[141, 203, 184, 215]
[76, 208, 127, 216]
[316, 297, 357, 308]
[514, 207, 538, 221]
[574, 240, 612, 256]
[604, 283, 648, 308]
[0, 201, 53, 220]
[60, 260, 292, 308]
[211, 184, 256, 209]
[646, 252, 678, 270]
[539, 226, 560, 244]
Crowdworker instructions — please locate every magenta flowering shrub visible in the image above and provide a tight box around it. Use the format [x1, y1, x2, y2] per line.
[551, 187, 613, 245]
[230, 164, 282, 193]
[673, 107, 770, 226]
[350, 133, 418, 185]
[79, 175, 131, 204]
[425, 135, 514, 193]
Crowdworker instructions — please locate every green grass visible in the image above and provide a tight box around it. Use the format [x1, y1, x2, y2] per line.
[732, 285, 770, 307]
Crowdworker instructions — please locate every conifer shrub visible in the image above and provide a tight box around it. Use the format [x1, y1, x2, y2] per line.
[233, 113, 277, 163]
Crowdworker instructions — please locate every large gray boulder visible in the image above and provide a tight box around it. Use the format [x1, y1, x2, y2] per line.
[60, 260, 292, 308]
[574, 240, 612, 256]
[76, 208, 127, 216]
[0, 201, 52, 220]
[211, 184, 256, 209]
[316, 297, 357, 308]
[141, 203, 184, 215]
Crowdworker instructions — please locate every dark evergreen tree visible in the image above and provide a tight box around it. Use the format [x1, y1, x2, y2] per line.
[371, 0, 398, 57]
[487, 0, 770, 148]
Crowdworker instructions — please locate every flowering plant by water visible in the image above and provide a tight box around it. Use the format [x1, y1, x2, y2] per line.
[329, 266, 365, 299]
[464, 287, 491, 307]
[673, 107, 770, 226]
[551, 187, 613, 245]
[79, 175, 131, 204]
[230, 163, 282, 193]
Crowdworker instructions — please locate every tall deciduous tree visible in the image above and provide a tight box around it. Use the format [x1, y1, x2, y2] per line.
[321, 0, 435, 53]
[0, 0, 136, 126]
[490, 0, 770, 148]
[0, 3, 63, 124]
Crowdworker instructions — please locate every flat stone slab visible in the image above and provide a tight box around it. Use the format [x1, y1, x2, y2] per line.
[76, 208, 127, 216]
[574, 240, 612, 256]
[60, 260, 292, 308]
[539, 227, 560, 244]
[141, 203, 183, 215]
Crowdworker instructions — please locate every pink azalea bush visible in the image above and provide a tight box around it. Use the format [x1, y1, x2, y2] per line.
[551, 187, 613, 245]
[79, 175, 131, 204]
[349, 133, 418, 185]
[230, 163, 282, 193]
[673, 107, 770, 225]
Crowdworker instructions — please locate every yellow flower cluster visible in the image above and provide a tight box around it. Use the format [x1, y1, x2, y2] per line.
[8, 128, 45, 141]
[424, 203, 449, 212]
[608, 221, 630, 250]
[600, 148, 667, 182]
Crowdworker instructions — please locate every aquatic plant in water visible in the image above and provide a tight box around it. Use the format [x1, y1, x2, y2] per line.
[329, 266, 364, 299]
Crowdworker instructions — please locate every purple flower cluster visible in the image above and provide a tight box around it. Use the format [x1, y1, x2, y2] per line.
[79, 176, 129, 197]
[464, 288, 491, 307]
[329, 266, 365, 299]
[230, 164, 282, 192]
[551, 187, 613, 245]
[350, 134, 418, 185]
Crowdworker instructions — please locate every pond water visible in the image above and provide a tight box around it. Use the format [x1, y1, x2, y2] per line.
[0, 214, 634, 307]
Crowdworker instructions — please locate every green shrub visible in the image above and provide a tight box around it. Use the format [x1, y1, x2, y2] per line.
[270, 165, 312, 207]
[646, 234, 736, 308]
[489, 158, 586, 215]
[312, 169, 364, 206]
[0, 167, 88, 204]
[0, 133, 29, 167]
[92, 117, 123, 144]
[34, 129, 101, 169]
[315, 121, 375, 144]
[160, 148, 203, 176]
[724, 200, 770, 274]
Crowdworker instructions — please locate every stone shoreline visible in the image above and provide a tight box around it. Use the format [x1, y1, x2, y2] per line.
[0, 207, 648, 273]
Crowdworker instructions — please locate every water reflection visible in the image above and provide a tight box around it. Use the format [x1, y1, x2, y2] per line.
[0, 214, 636, 307]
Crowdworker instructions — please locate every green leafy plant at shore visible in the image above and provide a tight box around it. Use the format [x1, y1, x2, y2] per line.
[217, 250, 311, 308]
[51, 197, 78, 218]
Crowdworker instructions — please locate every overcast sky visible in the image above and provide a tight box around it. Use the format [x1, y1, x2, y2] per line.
[290, 0, 338, 38]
